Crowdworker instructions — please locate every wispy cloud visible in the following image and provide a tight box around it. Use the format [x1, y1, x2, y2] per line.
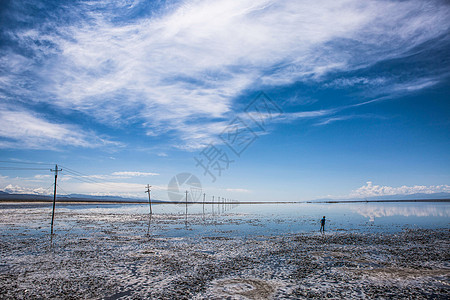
[62, 171, 159, 181]
[314, 116, 353, 126]
[225, 188, 251, 193]
[111, 171, 159, 177]
[33, 174, 51, 180]
[1, 0, 449, 149]
[390, 77, 441, 93]
[0, 106, 116, 149]
[278, 109, 335, 121]
[324, 77, 388, 89]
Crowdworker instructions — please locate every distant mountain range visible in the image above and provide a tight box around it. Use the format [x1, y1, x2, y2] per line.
[310, 192, 450, 202]
[1, 191, 449, 203]
[0, 191, 157, 203]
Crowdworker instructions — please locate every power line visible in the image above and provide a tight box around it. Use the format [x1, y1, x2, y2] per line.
[42, 183, 56, 193]
[60, 166, 103, 180]
[62, 170, 116, 188]
[0, 162, 166, 200]
[63, 172, 111, 187]
[56, 184, 72, 196]
[60, 166, 118, 188]
[63, 170, 102, 183]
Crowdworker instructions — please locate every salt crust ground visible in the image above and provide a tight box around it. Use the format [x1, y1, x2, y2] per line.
[0, 209, 449, 299]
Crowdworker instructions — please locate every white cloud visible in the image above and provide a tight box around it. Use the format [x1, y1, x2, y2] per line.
[314, 116, 353, 126]
[325, 77, 388, 88]
[61, 173, 158, 183]
[34, 174, 52, 179]
[2, 0, 449, 149]
[246, 109, 333, 122]
[2, 184, 49, 195]
[0, 106, 117, 149]
[59, 180, 168, 199]
[391, 77, 440, 93]
[0, 171, 167, 199]
[350, 181, 450, 198]
[225, 188, 251, 193]
[111, 171, 159, 177]
[172, 120, 231, 150]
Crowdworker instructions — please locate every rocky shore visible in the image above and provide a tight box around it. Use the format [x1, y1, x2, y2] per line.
[0, 209, 448, 299]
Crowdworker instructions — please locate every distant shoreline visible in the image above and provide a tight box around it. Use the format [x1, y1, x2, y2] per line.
[310, 199, 450, 203]
[0, 199, 449, 204]
[0, 200, 292, 205]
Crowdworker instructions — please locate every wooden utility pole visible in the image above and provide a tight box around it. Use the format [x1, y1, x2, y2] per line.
[145, 184, 152, 215]
[50, 164, 62, 235]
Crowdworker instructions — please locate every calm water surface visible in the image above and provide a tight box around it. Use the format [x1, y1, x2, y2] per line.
[0, 202, 448, 238]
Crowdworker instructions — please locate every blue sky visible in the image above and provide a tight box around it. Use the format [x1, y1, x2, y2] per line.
[0, 0, 449, 201]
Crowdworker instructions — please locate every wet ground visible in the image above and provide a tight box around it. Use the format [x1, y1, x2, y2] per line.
[0, 205, 449, 299]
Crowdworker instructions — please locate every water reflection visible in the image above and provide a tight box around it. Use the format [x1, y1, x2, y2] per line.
[352, 203, 450, 222]
[147, 214, 152, 236]
[185, 202, 188, 228]
[1, 202, 448, 239]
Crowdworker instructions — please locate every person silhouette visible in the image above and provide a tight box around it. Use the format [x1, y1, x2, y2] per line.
[320, 216, 326, 232]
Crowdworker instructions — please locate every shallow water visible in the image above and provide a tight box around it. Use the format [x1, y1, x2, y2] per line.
[0, 201, 448, 238]
[0, 202, 449, 299]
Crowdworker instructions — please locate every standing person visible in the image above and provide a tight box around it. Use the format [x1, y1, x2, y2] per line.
[320, 216, 326, 232]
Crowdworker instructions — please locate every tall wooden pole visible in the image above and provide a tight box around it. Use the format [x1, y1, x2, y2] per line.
[50, 164, 62, 235]
[145, 184, 152, 214]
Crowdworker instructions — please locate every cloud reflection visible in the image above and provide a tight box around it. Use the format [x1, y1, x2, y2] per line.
[352, 203, 450, 222]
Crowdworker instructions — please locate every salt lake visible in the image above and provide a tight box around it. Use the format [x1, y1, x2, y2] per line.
[1, 201, 448, 239]
[0, 201, 448, 299]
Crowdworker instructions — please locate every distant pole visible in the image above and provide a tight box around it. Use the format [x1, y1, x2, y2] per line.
[145, 184, 152, 215]
[50, 164, 62, 235]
